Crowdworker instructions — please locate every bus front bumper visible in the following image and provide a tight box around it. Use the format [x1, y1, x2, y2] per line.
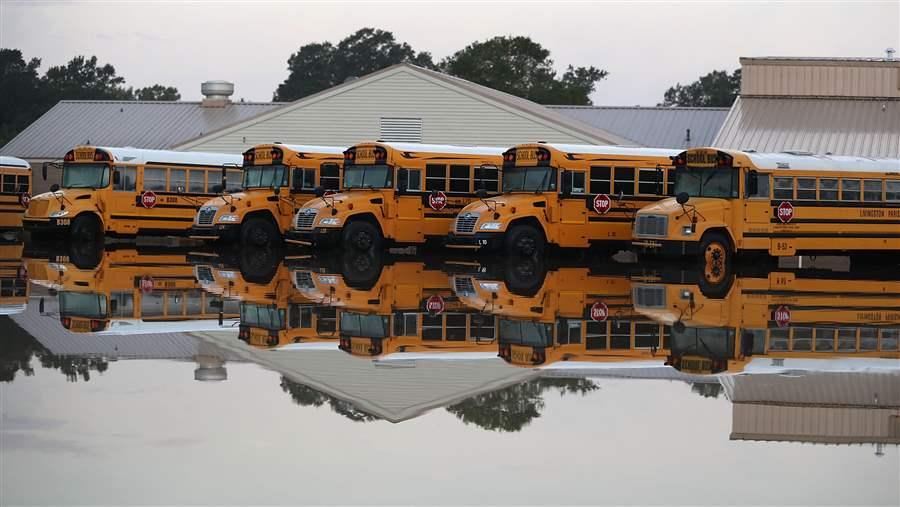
[188, 225, 239, 241]
[445, 232, 504, 249]
[22, 217, 69, 235]
[632, 238, 701, 256]
[285, 228, 341, 247]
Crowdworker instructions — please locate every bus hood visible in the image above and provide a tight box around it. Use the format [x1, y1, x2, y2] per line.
[26, 189, 92, 217]
[461, 194, 535, 215]
[637, 197, 729, 216]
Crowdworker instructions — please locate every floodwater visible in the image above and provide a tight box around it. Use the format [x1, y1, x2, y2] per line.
[1, 240, 898, 506]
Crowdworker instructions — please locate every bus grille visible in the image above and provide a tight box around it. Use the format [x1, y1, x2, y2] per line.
[295, 209, 317, 229]
[455, 213, 478, 234]
[633, 285, 666, 308]
[454, 276, 476, 297]
[294, 271, 315, 290]
[634, 214, 667, 237]
[196, 207, 217, 226]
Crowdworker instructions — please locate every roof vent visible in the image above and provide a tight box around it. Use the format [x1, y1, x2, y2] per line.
[201, 80, 234, 107]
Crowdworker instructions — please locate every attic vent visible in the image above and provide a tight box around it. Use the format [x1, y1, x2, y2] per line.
[380, 117, 422, 143]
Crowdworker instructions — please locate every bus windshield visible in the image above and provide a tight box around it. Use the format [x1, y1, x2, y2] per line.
[340, 312, 389, 338]
[670, 327, 735, 359]
[240, 303, 285, 330]
[674, 167, 738, 198]
[62, 163, 109, 189]
[502, 167, 556, 193]
[59, 292, 107, 318]
[242, 165, 288, 189]
[343, 165, 392, 189]
[498, 319, 553, 347]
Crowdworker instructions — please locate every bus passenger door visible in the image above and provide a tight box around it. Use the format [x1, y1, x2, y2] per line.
[109, 165, 139, 234]
[742, 170, 773, 250]
[395, 168, 424, 243]
[559, 170, 588, 246]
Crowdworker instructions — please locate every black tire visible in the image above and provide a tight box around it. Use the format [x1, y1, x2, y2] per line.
[340, 249, 383, 290]
[241, 217, 280, 247]
[238, 246, 282, 284]
[70, 214, 103, 243]
[342, 220, 382, 252]
[697, 231, 734, 299]
[503, 255, 546, 297]
[505, 223, 544, 257]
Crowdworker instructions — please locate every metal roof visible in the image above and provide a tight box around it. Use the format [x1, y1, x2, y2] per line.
[0, 100, 283, 159]
[549, 106, 730, 149]
[0, 156, 30, 168]
[713, 96, 900, 158]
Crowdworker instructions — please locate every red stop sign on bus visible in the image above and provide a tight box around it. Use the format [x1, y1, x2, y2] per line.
[428, 191, 447, 211]
[777, 201, 794, 223]
[425, 294, 445, 314]
[593, 193, 611, 214]
[19, 193, 30, 208]
[140, 275, 154, 293]
[323, 190, 337, 198]
[774, 305, 791, 328]
[141, 191, 158, 209]
[590, 302, 609, 322]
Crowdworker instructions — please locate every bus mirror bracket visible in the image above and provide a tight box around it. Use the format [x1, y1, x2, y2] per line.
[42, 162, 49, 181]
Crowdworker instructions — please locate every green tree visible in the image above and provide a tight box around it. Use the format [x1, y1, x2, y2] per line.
[280, 377, 380, 422]
[43, 55, 133, 101]
[440, 36, 608, 105]
[274, 28, 435, 101]
[0, 49, 45, 146]
[659, 69, 741, 107]
[133, 84, 181, 101]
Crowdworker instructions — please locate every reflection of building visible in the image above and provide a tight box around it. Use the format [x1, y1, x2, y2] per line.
[722, 373, 900, 450]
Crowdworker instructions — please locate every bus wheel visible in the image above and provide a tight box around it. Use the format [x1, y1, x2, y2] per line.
[505, 223, 544, 257]
[241, 217, 279, 247]
[698, 231, 733, 298]
[70, 214, 102, 243]
[343, 221, 382, 251]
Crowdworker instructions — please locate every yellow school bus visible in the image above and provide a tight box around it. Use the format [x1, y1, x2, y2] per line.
[290, 253, 498, 358]
[450, 258, 670, 367]
[25, 247, 239, 334]
[633, 148, 900, 270]
[24, 146, 242, 240]
[631, 270, 900, 374]
[447, 144, 679, 255]
[0, 242, 28, 315]
[0, 156, 31, 230]
[190, 144, 344, 245]
[287, 142, 504, 250]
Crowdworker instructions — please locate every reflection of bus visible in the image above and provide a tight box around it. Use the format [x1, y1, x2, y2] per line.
[291, 252, 497, 358]
[631, 270, 900, 374]
[450, 257, 670, 367]
[0, 242, 28, 315]
[26, 247, 239, 334]
[24, 146, 241, 240]
[448, 144, 678, 255]
[288, 142, 504, 250]
[191, 144, 344, 246]
[633, 148, 900, 268]
[0, 156, 31, 230]
[192, 248, 337, 349]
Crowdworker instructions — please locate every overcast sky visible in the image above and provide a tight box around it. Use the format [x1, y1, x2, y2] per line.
[2, 1, 898, 105]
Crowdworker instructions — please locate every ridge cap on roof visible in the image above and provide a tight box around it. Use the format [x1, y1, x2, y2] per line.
[56, 99, 284, 105]
[547, 105, 731, 111]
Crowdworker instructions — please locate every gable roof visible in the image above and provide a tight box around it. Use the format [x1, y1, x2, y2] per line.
[0, 100, 283, 159]
[174, 64, 632, 150]
[549, 106, 730, 149]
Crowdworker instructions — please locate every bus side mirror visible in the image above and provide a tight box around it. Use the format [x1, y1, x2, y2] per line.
[314, 186, 325, 198]
[673, 320, 686, 334]
[41, 162, 48, 181]
[273, 186, 281, 196]
[221, 167, 227, 191]
[560, 170, 572, 197]
[212, 184, 224, 194]
[476, 188, 487, 199]
[112, 171, 121, 185]
[747, 170, 759, 196]
[50, 183, 60, 192]
[676, 192, 689, 205]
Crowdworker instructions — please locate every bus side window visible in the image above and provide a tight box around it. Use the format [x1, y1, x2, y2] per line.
[449, 165, 470, 193]
[590, 166, 611, 194]
[144, 167, 166, 191]
[773, 177, 793, 200]
[637, 168, 658, 195]
[613, 167, 635, 196]
[796, 177, 816, 200]
[475, 166, 498, 192]
[188, 170, 206, 193]
[399, 168, 422, 192]
[113, 166, 136, 191]
[393, 312, 418, 336]
[819, 178, 838, 200]
[747, 171, 770, 198]
[425, 164, 446, 191]
[570, 171, 586, 194]
[319, 163, 340, 190]
[840, 179, 860, 201]
[886, 181, 900, 202]
[863, 179, 883, 202]
[226, 169, 242, 192]
[169, 168, 186, 192]
[1, 173, 16, 193]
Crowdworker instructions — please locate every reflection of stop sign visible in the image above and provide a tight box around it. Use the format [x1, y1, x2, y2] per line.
[774, 305, 791, 327]
[590, 302, 609, 322]
[19, 193, 30, 208]
[428, 191, 447, 211]
[323, 190, 336, 198]
[593, 193, 611, 214]
[425, 294, 445, 314]
[140, 275, 154, 293]
[141, 191, 158, 209]
[777, 201, 794, 223]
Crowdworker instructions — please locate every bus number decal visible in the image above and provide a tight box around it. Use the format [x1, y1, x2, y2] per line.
[776, 201, 794, 223]
[593, 193, 611, 214]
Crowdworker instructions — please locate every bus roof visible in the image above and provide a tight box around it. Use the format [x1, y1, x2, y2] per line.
[86, 146, 242, 167]
[256, 144, 346, 156]
[0, 156, 30, 169]
[521, 143, 681, 158]
[360, 142, 506, 157]
[98, 318, 241, 335]
[716, 148, 900, 173]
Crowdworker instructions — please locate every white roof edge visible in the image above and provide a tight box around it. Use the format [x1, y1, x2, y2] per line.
[262, 144, 347, 155]
[362, 141, 506, 156]
[0, 155, 30, 168]
[530, 143, 681, 157]
[92, 146, 242, 166]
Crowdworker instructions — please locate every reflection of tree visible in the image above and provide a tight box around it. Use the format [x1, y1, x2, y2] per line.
[446, 377, 598, 432]
[280, 377, 380, 422]
[0, 316, 109, 382]
[690, 382, 723, 399]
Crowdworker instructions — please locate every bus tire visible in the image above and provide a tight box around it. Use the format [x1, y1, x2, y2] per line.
[505, 223, 544, 257]
[241, 217, 280, 247]
[343, 220, 382, 251]
[70, 214, 102, 243]
[698, 231, 733, 299]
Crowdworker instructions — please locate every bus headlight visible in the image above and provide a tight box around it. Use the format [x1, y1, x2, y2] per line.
[319, 217, 341, 226]
[218, 214, 239, 223]
[479, 222, 502, 231]
[682, 225, 694, 236]
[49, 210, 69, 218]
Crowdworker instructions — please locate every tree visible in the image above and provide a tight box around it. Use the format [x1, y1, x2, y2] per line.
[43, 55, 132, 101]
[440, 36, 608, 105]
[274, 28, 435, 101]
[280, 377, 380, 422]
[133, 84, 180, 101]
[659, 69, 741, 107]
[0, 49, 45, 146]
